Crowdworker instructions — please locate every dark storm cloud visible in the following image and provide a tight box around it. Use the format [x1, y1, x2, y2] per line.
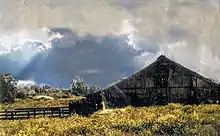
[15, 28, 145, 87]
[1, 0, 220, 86]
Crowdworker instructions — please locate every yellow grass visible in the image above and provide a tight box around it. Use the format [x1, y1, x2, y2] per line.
[0, 100, 220, 136]
[0, 97, 82, 110]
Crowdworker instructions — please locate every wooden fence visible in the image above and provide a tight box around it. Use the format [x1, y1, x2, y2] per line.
[0, 106, 70, 120]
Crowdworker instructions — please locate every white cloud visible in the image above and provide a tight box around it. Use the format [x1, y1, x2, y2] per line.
[17, 80, 36, 88]
[0, 0, 220, 87]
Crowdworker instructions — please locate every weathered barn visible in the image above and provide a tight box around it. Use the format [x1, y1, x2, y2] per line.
[70, 55, 220, 115]
[100, 55, 220, 108]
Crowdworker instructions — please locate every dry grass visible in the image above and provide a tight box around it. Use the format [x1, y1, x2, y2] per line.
[0, 101, 220, 136]
[0, 97, 82, 110]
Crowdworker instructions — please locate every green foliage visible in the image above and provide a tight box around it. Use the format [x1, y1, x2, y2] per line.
[15, 91, 27, 99]
[0, 74, 18, 103]
[70, 76, 102, 96]
[71, 76, 86, 96]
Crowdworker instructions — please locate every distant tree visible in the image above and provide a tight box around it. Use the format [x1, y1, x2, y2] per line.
[71, 76, 86, 96]
[70, 76, 103, 96]
[30, 85, 36, 90]
[30, 85, 41, 94]
[0, 74, 18, 103]
[15, 91, 27, 99]
[89, 86, 96, 94]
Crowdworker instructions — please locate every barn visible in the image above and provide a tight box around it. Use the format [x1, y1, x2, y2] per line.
[70, 55, 220, 115]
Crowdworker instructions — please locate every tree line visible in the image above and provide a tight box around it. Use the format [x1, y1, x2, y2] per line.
[70, 76, 102, 96]
[0, 74, 102, 104]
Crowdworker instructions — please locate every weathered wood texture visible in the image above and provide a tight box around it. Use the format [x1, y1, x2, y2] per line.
[99, 55, 220, 108]
[0, 106, 69, 120]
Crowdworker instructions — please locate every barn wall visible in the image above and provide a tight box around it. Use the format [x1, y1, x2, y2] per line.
[101, 59, 219, 108]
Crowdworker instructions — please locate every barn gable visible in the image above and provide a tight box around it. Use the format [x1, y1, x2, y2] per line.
[115, 55, 218, 88]
[100, 55, 220, 108]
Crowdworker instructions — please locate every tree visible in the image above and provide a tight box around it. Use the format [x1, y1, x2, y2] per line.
[15, 90, 27, 99]
[0, 74, 18, 103]
[71, 76, 86, 96]
[30, 85, 40, 94]
[70, 76, 103, 96]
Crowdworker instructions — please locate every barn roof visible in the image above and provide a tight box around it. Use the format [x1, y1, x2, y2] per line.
[101, 55, 219, 91]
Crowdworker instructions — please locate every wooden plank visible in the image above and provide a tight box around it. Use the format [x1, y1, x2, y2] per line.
[11, 112, 14, 120]
[59, 109, 61, 117]
[7, 113, 70, 120]
[28, 111, 30, 118]
[51, 110, 53, 117]
[14, 106, 68, 111]
[13, 111, 68, 116]
[6, 110, 8, 119]
[0, 108, 69, 113]
[0, 114, 7, 116]
[1, 110, 31, 113]
[33, 109, 36, 118]
[0, 110, 71, 119]
[0, 106, 71, 120]
[0, 111, 7, 113]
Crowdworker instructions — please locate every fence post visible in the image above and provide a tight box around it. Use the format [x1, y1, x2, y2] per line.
[61, 108, 63, 116]
[51, 109, 53, 117]
[59, 108, 61, 117]
[28, 111, 30, 118]
[11, 112, 14, 120]
[43, 110, 45, 117]
[69, 102, 72, 115]
[14, 111, 17, 118]
[69, 107, 71, 116]
[33, 108, 36, 118]
[5, 109, 7, 119]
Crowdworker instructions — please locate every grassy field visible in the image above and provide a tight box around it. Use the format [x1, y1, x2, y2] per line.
[0, 97, 82, 110]
[0, 99, 220, 136]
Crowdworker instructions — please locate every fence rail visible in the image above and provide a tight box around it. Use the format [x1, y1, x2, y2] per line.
[0, 106, 70, 120]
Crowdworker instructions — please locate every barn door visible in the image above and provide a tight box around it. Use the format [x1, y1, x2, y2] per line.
[130, 92, 140, 107]
[156, 88, 168, 105]
[154, 62, 171, 105]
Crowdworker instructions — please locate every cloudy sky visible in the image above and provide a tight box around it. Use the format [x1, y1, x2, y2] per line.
[1, 0, 220, 87]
